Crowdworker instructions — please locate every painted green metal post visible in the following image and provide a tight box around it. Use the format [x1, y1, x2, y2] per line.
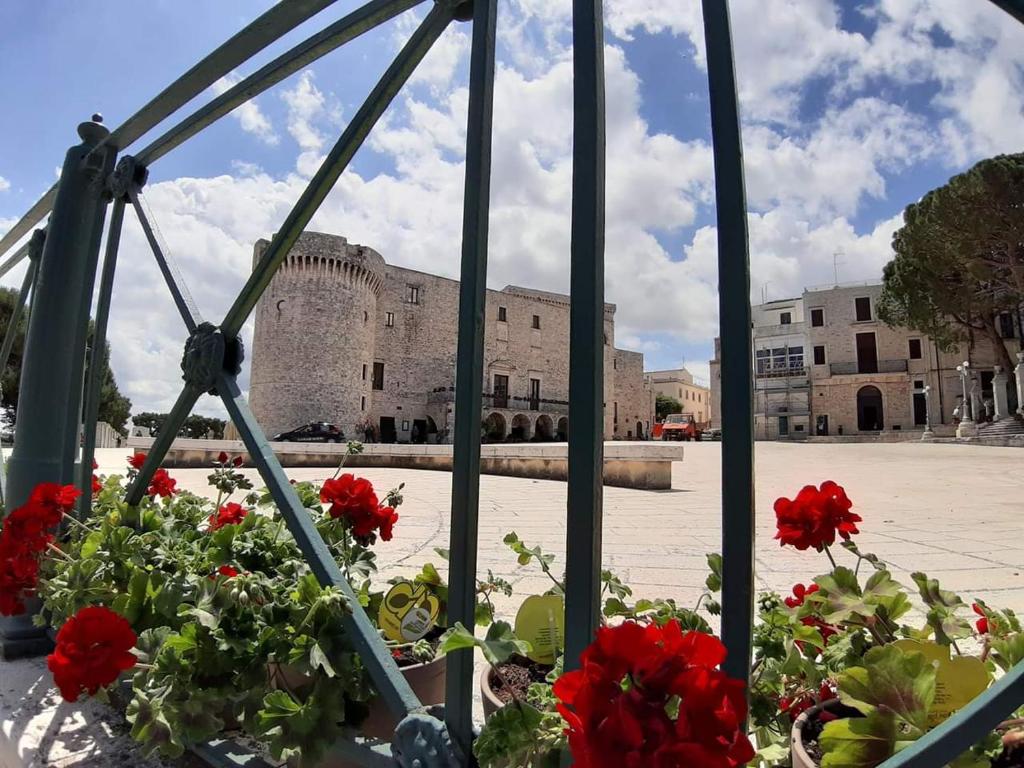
[702, 0, 756, 691]
[0, 117, 116, 658]
[445, 0, 497, 755]
[564, 0, 606, 672]
[78, 199, 126, 518]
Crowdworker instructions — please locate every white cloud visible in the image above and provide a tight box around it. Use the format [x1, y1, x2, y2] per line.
[0, 176, 9, 192]
[210, 73, 279, 145]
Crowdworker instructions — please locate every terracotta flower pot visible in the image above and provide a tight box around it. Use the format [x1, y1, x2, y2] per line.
[274, 656, 447, 768]
[480, 665, 504, 720]
[791, 698, 839, 768]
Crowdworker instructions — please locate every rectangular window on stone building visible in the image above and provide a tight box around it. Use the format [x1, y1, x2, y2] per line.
[908, 338, 922, 359]
[855, 297, 872, 321]
[755, 349, 770, 375]
[811, 308, 824, 327]
[780, 311, 791, 325]
[362, 364, 367, 381]
[407, 285, 419, 304]
[614, 402, 618, 425]
[998, 312, 1016, 338]
[372, 362, 384, 391]
[813, 345, 826, 366]
[361, 396, 366, 411]
[498, 306, 507, 322]
[532, 314, 541, 329]
[385, 312, 394, 327]
[529, 378, 541, 410]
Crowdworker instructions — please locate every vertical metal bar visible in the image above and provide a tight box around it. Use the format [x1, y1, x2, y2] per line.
[79, 199, 126, 518]
[563, 0, 606, 672]
[0, 256, 37, 386]
[127, 189, 200, 333]
[1, 118, 116, 659]
[124, 385, 202, 506]
[220, 4, 454, 338]
[217, 372, 421, 720]
[702, 0, 755, 690]
[445, 0, 497, 754]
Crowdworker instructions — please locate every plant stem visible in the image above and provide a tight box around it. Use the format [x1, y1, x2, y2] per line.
[854, 555, 862, 578]
[46, 543, 72, 561]
[951, 639, 962, 656]
[824, 546, 838, 570]
[62, 512, 93, 533]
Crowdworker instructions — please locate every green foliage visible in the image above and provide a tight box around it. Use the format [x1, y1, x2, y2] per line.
[131, 412, 226, 439]
[503, 531, 564, 594]
[911, 572, 972, 646]
[473, 695, 566, 768]
[655, 392, 683, 421]
[878, 152, 1024, 374]
[0, 287, 132, 432]
[439, 621, 531, 667]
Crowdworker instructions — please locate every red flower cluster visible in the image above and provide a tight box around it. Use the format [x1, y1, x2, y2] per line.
[0, 483, 81, 616]
[147, 468, 177, 498]
[208, 502, 248, 531]
[553, 621, 754, 768]
[127, 453, 147, 470]
[785, 583, 838, 648]
[774, 480, 860, 551]
[91, 459, 102, 495]
[216, 451, 244, 467]
[780, 681, 837, 720]
[47, 605, 137, 702]
[973, 603, 989, 635]
[320, 474, 398, 544]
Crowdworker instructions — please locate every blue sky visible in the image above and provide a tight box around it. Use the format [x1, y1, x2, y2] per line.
[1, 0, 1022, 415]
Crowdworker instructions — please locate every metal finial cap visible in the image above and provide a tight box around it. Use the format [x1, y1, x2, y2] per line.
[92, 113, 104, 123]
[77, 116, 110, 145]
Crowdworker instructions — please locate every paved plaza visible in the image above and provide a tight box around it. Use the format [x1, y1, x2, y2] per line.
[97, 441, 1024, 617]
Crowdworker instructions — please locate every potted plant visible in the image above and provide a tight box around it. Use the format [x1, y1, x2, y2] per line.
[746, 480, 1024, 768]
[2, 448, 458, 767]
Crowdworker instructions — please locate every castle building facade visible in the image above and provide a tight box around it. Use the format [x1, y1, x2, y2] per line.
[248, 232, 654, 444]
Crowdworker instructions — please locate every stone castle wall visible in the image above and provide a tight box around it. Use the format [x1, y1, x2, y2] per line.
[249, 232, 653, 441]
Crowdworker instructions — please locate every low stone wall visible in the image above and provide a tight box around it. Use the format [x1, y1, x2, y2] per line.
[126, 438, 684, 490]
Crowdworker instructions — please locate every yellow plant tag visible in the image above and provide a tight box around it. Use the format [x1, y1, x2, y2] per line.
[892, 639, 990, 727]
[515, 595, 565, 665]
[379, 581, 441, 643]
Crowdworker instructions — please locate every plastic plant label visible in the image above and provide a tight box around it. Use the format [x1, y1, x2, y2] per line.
[892, 639, 990, 726]
[379, 581, 440, 643]
[514, 594, 565, 665]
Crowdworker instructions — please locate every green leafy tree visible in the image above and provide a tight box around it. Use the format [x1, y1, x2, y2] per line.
[132, 412, 225, 439]
[878, 153, 1024, 375]
[0, 287, 132, 432]
[655, 393, 682, 421]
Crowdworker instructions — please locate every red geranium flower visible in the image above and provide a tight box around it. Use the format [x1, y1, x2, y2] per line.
[208, 502, 248, 531]
[774, 480, 860, 551]
[780, 681, 836, 719]
[553, 621, 754, 768]
[147, 468, 177, 498]
[46, 605, 137, 702]
[233, 456, 244, 468]
[28, 483, 82, 527]
[320, 474, 397, 544]
[217, 451, 229, 464]
[217, 565, 239, 578]
[785, 583, 838, 647]
[376, 507, 399, 542]
[973, 603, 989, 635]
[127, 452, 147, 470]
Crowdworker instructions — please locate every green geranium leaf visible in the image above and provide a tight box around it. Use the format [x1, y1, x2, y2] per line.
[705, 552, 723, 593]
[912, 572, 964, 609]
[837, 645, 936, 734]
[990, 633, 1024, 672]
[812, 567, 901, 624]
[309, 642, 336, 677]
[440, 621, 531, 667]
[820, 710, 896, 767]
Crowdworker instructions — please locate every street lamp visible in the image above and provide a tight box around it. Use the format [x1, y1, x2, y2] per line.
[956, 362, 973, 424]
[922, 385, 934, 439]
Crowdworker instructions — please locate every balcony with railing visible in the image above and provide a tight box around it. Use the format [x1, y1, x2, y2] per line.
[829, 359, 909, 376]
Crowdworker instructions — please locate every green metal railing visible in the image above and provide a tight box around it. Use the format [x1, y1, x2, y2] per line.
[0, 0, 1021, 765]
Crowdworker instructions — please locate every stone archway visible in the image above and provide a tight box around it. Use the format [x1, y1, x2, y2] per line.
[636, 420, 644, 440]
[484, 412, 506, 442]
[510, 413, 531, 442]
[857, 386, 884, 431]
[557, 417, 568, 441]
[535, 414, 554, 441]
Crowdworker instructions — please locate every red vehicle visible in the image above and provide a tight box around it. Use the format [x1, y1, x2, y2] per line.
[659, 413, 702, 441]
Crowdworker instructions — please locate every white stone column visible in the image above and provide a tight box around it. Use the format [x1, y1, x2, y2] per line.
[992, 366, 1009, 421]
[970, 375, 982, 423]
[1016, 352, 1024, 416]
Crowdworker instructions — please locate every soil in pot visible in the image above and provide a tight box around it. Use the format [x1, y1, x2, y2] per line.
[793, 699, 862, 768]
[490, 655, 552, 703]
[992, 745, 1024, 768]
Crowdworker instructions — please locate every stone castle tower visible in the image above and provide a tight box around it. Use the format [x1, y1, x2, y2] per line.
[248, 232, 384, 438]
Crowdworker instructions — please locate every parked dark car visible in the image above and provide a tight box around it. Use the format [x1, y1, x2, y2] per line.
[272, 422, 345, 443]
